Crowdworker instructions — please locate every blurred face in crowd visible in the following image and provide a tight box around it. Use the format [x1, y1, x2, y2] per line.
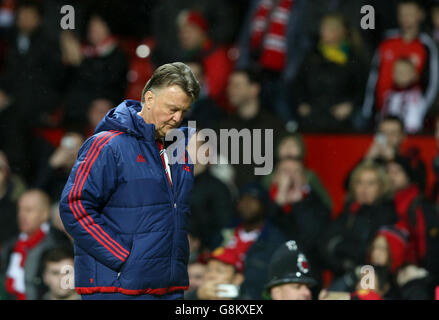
[0, 154, 8, 189]
[17, 6, 41, 35]
[227, 72, 259, 109]
[177, 17, 206, 50]
[370, 236, 390, 267]
[353, 169, 381, 205]
[88, 99, 113, 129]
[320, 16, 346, 45]
[204, 259, 239, 284]
[277, 158, 307, 188]
[188, 262, 207, 292]
[432, 7, 439, 29]
[278, 137, 302, 160]
[237, 194, 264, 225]
[43, 258, 75, 299]
[271, 283, 312, 300]
[393, 59, 417, 89]
[387, 162, 410, 193]
[397, 3, 424, 33]
[378, 120, 405, 151]
[87, 16, 111, 46]
[187, 62, 204, 88]
[142, 85, 192, 138]
[18, 191, 50, 235]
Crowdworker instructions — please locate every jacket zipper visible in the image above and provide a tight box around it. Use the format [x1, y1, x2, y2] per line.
[151, 141, 177, 284]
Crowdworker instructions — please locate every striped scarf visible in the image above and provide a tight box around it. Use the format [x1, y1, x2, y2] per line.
[250, 0, 294, 72]
[5, 223, 49, 300]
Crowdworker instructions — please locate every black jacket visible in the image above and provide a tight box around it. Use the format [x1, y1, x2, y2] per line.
[319, 200, 398, 276]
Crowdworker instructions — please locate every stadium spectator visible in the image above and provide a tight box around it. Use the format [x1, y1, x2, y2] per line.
[61, 13, 128, 129]
[33, 132, 84, 202]
[85, 98, 114, 138]
[215, 183, 287, 299]
[235, 0, 309, 122]
[328, 225, 409, 297]
[0, 0, 63, 177]
[262, 133, 332, 210]
[220, 68, 286, 188]
[0, 189, 70, 299]
[187, 131, 235, 251]
[41, 246, 79, 300]
[319, 161, 398, 276]
[0, 150, 25, 250]
[294, 13, 366, 132]
[269, 156, 331, 285]
[380, 58, 428, 133]
[396, 263, 434, 299]
[176, 10, 233, 109]
[347, 115, 427, 192]
[186, 246, 244, 300]
[360, 0, 438, 131]
[181, 60, 226, 131]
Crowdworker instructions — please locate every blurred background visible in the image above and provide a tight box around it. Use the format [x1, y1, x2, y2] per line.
[0, 0, 439, 300]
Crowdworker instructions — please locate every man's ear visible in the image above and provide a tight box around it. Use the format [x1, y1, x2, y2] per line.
[144, 90, 154, 110]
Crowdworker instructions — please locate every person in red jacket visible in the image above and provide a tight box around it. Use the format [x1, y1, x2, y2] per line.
[176, 10, 233, 111]
[361, 0, 438, 129]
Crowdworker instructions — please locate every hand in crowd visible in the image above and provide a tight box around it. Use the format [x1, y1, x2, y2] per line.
[365, 135, 395, 161]
[396, 264, 429, 287]
[49, 133, 83, 170]
[60, 31, 83, 66]
[273, 160, 307, 205]
[297, 103, 311, 117]
[318, 289, 351, 300]
[197, 280, 233, 300]
[331, 102, 353, 121]
[0, 90, 11, 111]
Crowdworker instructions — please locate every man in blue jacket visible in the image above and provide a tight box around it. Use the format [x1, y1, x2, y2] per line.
[59, 62, 200, 300]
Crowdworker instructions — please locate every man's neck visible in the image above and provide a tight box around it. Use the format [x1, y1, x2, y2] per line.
[237, 100, 260, 120]
[50, 292, 79, 300]
[402, 28, 420, 42]
[242, 220, 264, 233]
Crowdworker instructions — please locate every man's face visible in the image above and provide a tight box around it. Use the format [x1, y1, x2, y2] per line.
[370, 236, 389, 267]
[271, 283, 312, 300]
[227, 73, 257, 108]
[43, 258, 75, 299]
[18, 193, 49, 235]
[398, 3, 424, 32]
[17, 7, 41, 34]
[277, 159, 306, 186]
[353, 169, 380, 205]
[204, 259, 236, 284]
[387, 162, 410, 193]
[178, 22, 205, 50]
[87, 16, 110, 46]
[237, 195, 264, 225]
[378, 120, 405, 151]
[88, 99, 113, 129]
[143, 85, 192, 138]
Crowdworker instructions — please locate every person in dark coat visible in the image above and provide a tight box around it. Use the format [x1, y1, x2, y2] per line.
[187, 130, 235, 251]
[0, 1, 64, 178]
[60, 13, 128, 129]
[319, 161, 398, 276]
[269, 156, 331, 285]
[293, 13, 366, 132]
[215, 183, 288, 300]
[220, 68, 286, 188]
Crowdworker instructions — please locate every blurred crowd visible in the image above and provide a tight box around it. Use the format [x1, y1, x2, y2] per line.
[1, 0, 439, 300]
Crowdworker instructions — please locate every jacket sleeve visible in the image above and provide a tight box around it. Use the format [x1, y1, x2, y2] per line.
[59, 132, 130, 271]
